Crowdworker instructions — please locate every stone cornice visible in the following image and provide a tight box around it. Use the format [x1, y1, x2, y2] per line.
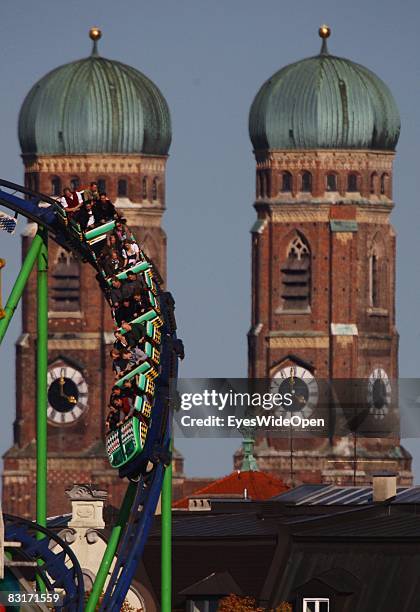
[22, 154, 167, 175]
[254, 149, 395, 171]
[254, 202, 393, 224]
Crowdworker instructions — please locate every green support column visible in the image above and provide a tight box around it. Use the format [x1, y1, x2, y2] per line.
[86, 482, 137, 612]
[161, 441, 172, 612]
[0, 232, 44, 344]
[36, 228, 48, 592]
[36, 228, 48, 528]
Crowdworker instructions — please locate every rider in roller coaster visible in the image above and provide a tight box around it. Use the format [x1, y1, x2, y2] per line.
[57, 181, 153, 434]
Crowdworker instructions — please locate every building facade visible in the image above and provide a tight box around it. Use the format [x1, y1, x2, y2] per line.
[2, 30, 172, 517]
[239, 27, 412, 486]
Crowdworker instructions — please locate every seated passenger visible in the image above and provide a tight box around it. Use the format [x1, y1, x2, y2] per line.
[122, 240, 140, 268]
[106, 405, 120, 432]
[115, 298, 136, 326]
[114, 220, 131, 244]
[121, 378, 136, 400]
[132, 292, 147, 318]
[83, 182, 100, 203]
[112, 396, 134, 421]
[114, 329, 130, 352]
[75, 200, 97, 230]
[123, 271, 147, 298]
[122, 347, 139, 371]
[121, 320, 146, 347]
[103, 250, 124, 277]
[109, 277, 124, 307]
[131, 345, 148, 364]
[111, 348, 131, 378]
[103, 234, 122, 260]
[110, 384, 122, 403]
[59, 187, 84, 215]
[94, 192, 118, 224]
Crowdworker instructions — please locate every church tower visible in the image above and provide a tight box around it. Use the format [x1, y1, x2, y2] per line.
[2, 29, 172, 517]
[243, 27, 412, 486]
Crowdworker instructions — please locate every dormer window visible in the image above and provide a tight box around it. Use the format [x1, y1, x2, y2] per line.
[303, 598, 330, 612]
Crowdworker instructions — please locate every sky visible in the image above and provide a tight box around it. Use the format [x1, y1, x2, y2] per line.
[0, 0, 419, 481]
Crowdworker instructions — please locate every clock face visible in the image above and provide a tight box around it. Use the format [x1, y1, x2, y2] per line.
[270, 365, 318, 418]
[47, 365, 88, 425]
[368, 368, 391, 420]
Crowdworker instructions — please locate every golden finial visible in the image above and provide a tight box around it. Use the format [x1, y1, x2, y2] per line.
[319, 25, 331, 39]
[89, 27, 102, 41]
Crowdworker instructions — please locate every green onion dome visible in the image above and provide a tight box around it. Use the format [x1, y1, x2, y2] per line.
[19, 29, 171, 156]
[249, 27, 400, 152]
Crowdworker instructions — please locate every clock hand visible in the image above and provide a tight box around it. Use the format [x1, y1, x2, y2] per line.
[290, 367, 295, 394]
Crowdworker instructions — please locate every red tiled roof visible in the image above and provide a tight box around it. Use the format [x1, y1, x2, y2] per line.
[173, 470, 288, 509]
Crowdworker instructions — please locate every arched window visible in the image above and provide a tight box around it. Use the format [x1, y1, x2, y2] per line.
[281, 171, 292, 193]
[281, 233, 311, 311]
[117, 179, 128, 197]
[326, 173, 337, 192]
[369, 234, 387, 309]
[347, 173, 358, 192]
[70, 177, 80, 191]
[370, 172, 378, 194]
[152, 178, 158, 200]
[142, 177, 148, 199]
[301, 171, 312, 193]
[97, 178, 106, 193]
[370, 254, 379, 307]
[50, 250, 80, 312]
[51, 176, 61, 196]
[380, 173, 389, 195]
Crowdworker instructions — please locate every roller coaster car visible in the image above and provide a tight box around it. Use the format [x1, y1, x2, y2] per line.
[52, 209, 176, 479]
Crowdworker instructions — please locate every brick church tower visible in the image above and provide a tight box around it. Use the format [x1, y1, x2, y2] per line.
[2, 29, 172, 517]
[240, 27, 412, 486]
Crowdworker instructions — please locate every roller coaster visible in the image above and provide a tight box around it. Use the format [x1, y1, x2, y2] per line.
[0, 180, 181, 610]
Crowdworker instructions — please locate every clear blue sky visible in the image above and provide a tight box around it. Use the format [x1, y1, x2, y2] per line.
[0, 0, 419, 479]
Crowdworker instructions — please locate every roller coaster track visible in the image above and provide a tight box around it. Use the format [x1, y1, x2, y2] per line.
[0, 180, 179, 610]
[4, 514, 84, 610]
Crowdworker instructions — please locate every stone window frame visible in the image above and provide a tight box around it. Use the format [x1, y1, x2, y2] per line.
[70, 176, 80, 191]
[117, 177, 128, 198]
[51, 175, 61, 196]
[300, 170, 312, 193]
[347, 172, 360, 192]
[281, 171, 293, 193]
[325, 172, 338, 192]
[142, 176, 148, 200]
[280, 231, 312, 313]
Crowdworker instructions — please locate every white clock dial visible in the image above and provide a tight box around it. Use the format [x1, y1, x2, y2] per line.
[368, 368, 391, 420]
[47, 365, 88, 425]
[271, 365, 318, 418]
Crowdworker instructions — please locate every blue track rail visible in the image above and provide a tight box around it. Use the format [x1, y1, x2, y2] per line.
[4, 514, 84, 610]
[0, 181, 180, 610]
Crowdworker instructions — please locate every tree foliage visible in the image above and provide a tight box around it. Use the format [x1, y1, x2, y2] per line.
[218, 594, 292, 612]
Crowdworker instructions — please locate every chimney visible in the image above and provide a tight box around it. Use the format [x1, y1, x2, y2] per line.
[372, 472, 397, 503]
